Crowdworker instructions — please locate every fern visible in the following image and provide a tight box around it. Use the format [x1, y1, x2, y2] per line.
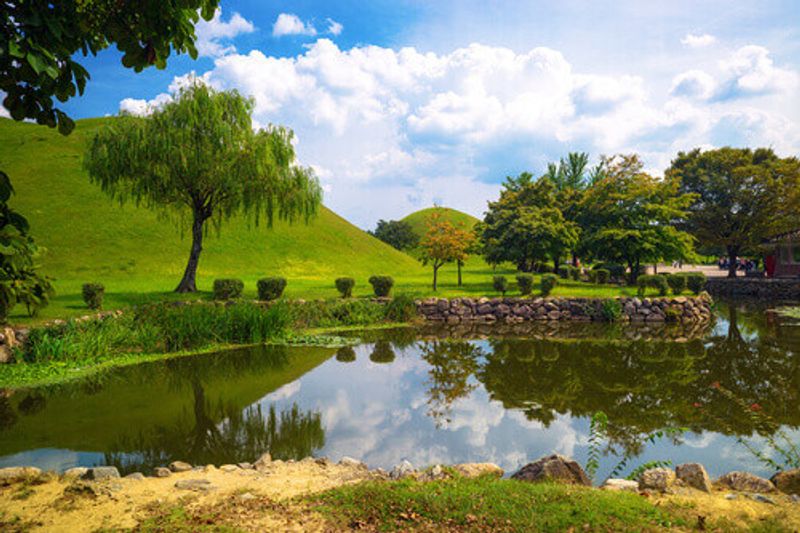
[586, 411, 608, 482]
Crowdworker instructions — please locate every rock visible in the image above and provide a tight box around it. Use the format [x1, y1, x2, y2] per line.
[238, 492, 257, 501]
[511, 455, 591, 486]
[389, 460, 416, 480]
[63, 467, 88, 479]
[174, 479, 215, 491]
[237, 462, 253, 470]
[125, 472, 145, 481]
[169, 461, 192, 473]
[638, 468, 676, 492]
[254, 452, 272, 471]
[83, 466, 120, 480]
[748, 493, 776, 505]
[153, 467, 172, 478]
[419, 464, 447, 482]
[716, 471, 775, 493]
[220, 464, 239, 472]
[791, 494, 799, 503]
[771, 469, 800, 495]
[339, 456, 367, 469]
[453, 463, 503, 479]
[0, 466, 41, 485]
[676, 463, 712, 492]
[600, 478, 639, 492]
[724, 493, 738, 500]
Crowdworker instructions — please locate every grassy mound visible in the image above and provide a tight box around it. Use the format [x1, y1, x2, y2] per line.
[401, 206, 480, 238]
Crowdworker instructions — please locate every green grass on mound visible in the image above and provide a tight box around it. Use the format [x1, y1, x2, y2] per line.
[401, 206, 480, 238]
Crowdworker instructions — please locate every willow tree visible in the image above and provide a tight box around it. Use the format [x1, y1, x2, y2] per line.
[84, 83, 322, 292]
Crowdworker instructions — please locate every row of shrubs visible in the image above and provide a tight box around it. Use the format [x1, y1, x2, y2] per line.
[493, 274, 559, 297]
[213, 276, 396, 301]
[636, 272, 706, 297]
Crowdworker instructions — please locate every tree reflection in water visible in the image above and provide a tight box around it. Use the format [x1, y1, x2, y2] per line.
[420, 341, 483, 426]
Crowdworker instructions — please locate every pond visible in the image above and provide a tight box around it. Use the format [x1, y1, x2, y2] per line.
[1, 301, 798, 482]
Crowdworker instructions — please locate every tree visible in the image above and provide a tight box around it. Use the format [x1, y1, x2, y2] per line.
[419, 211, 474, 291]
[1, 0, 219, 134]
[84, 83, 322, 292]
[666, 147, 800, 278]
[580, 155, 695, 283]
[0, 171, 53, 321]
[480, 173, 579, 272]
[369, 219, 419, 251]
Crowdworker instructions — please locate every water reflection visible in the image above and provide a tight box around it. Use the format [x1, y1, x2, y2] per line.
[0, 301, 798, 478]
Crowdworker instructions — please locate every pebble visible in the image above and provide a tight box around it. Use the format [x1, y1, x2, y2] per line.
[237, 462, 253, 470]
[238, 492, 257, 501]
[153, 467, 171, 478]
[169, 461, 192, 473]
[390, 460, 416, 480]
[339, 457, 367, 469]
[125, 473, 145, 481]
[724, 493, 738, 500]
[748, 493, 776, 505]
[220, 464, 239, 473]
[175, 479, 215, 491]
[791, 494, 799, 503]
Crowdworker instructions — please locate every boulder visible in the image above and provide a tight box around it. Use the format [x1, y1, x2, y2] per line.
[153, 467, 172, 478]
[511, 455, 590, 486]
[638, 468, 676, 491]
[716, 471, 775, 493]
[419, 464, 447, 482]
[254, 452, 272, 471]
[453, 463, 504, 479]
[389, 460, 416, 480]
[0, 466, 41, 485]
[771, 469, 800, 495]
[175, 479, 216, 491]
[675, 463, 712, 492]
[169, 461, 192, 473]
[125, 472, 145, 481]
[237, 462, 253, 470]
[600, 478, 639, 492]
[63, 467, 88, 480]
[338, 456, 367, 469]
[83, 466, 120, 481]
[220, 464, 239, 472]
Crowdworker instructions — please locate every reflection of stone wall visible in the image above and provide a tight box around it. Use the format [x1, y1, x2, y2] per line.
[707, 278, 800, 300]
[415, 296, 713, 325]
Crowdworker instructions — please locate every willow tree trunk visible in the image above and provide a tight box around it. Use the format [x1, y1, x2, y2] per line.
[175, 211, 207, 293]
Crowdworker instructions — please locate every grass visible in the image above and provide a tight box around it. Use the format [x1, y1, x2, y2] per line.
[401, 206, 480, 236]
[313, 477, 684, 532]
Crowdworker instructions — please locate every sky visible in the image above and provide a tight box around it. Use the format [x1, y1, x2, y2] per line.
[18, 1, 800, 228]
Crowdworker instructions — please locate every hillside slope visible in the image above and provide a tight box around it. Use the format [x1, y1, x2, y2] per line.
[401, 207, 480, 238]
[0, 117, 420, 298]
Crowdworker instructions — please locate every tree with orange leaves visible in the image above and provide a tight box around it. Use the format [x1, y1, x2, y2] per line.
[419, 211, 476, 291]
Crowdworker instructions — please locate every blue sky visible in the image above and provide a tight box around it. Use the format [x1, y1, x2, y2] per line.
[24, 1, 800, 227]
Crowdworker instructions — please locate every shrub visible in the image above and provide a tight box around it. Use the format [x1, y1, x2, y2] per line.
[213, 279, 244, 300]
[82, 283, 105, 310]
[586, 270, 598, 283]
[595, 269, 610, 284]
[335, 346, 356, 363]
[384, 294, 417, 322]
[368, 276, 394, 297]
[335, 277, 355, 298]
[570, 267, 581, 281]
[557, 265, 573, 279]
[257, 277, 286, 301]
[637, 275, 668, 297]
[599, 299, 622, 322]
[516, 274, 534, 295]
[666, 274, 686, 295]
[593, 263, 625, 280]
[535, 263, 553, 273]
[685, 272, 707, 295]
[290, 299, 385, 328]
[540, 274, 558, 296]
[493, 276, 508, 295]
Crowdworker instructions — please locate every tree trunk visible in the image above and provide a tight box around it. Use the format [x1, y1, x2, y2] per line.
[571, 252, 578, 267]
[175, 210, 207, 293]
[652, 263, 658, 275]
[553, 257, 560, 274]
[432, 264, 439, 291]
[457, 260, 463, 286]
[727, 246, 738, 278]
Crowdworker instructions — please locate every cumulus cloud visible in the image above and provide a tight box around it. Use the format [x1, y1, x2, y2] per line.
[272, 13, 317, 37]
[327, 18, 344, 36]
[195, 9, 255, 57]
[681, 33, 716, 48]
[120, 40, 800, 227]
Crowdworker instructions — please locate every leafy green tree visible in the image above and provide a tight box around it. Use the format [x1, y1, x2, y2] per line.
[420, 211, 474, 291]
[480, 173, 579, 272]
[369, 219, 419, 251]
[666, 147, 800, 277]
[84, 83, 322, 292]
[1, 0, 218, 134]
[0, 171, 53, 321]
[580, 154, 695, 283]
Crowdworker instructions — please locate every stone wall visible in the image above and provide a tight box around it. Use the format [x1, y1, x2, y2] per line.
[415, 296, 713, 325]
[707, 278, 800, 300]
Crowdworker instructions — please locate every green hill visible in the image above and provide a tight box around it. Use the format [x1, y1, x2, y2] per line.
[0, 117, 424, 319]
[401, 207, 480, 238]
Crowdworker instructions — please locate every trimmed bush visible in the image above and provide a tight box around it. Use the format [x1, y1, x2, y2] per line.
[535, 263, 554, 273]
[368, 276, 394, 297]
[540, 274, 558, 296]
[595, 269, 610, 284]
[685, 272, 707, 295]
[335, 277, 355, 298]
[637, 275, 668, 297]
[385, 294, 417, 322]
[666, 274, 687, 295]
[586, 270, 598, 283]
[599, 299, 622, 322]
[516, 274, 534, 295]
[557, 265, 573, 279]
[257, 277, 286, 301]
[213, 279, 244, 300]
[82, 283, 105, 310]
[493, 276, 508, 295]
[570, 267, 581, 281]
[593, 263, 626, 281]
[335, 346, 356, 363]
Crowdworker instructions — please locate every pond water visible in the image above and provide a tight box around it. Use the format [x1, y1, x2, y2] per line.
[1, 302, 799, 481]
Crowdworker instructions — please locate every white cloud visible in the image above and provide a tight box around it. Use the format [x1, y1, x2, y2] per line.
[195, 9, 255, 57]
[0, 92, 9, 118]
[327, 18, 344, 36]
[120, 40, 800, 227]
[681, 33, 717, 48]
[273, 13, 317, 37]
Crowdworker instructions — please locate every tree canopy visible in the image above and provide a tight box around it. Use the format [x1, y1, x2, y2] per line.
[419, 211, 475, 291]
[579, 155, 695, 281]
[666, 147, 800, 277]
[370, 219, 419, 251]
[1, 0, 219, 134]
[84, 83, 322, 292]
